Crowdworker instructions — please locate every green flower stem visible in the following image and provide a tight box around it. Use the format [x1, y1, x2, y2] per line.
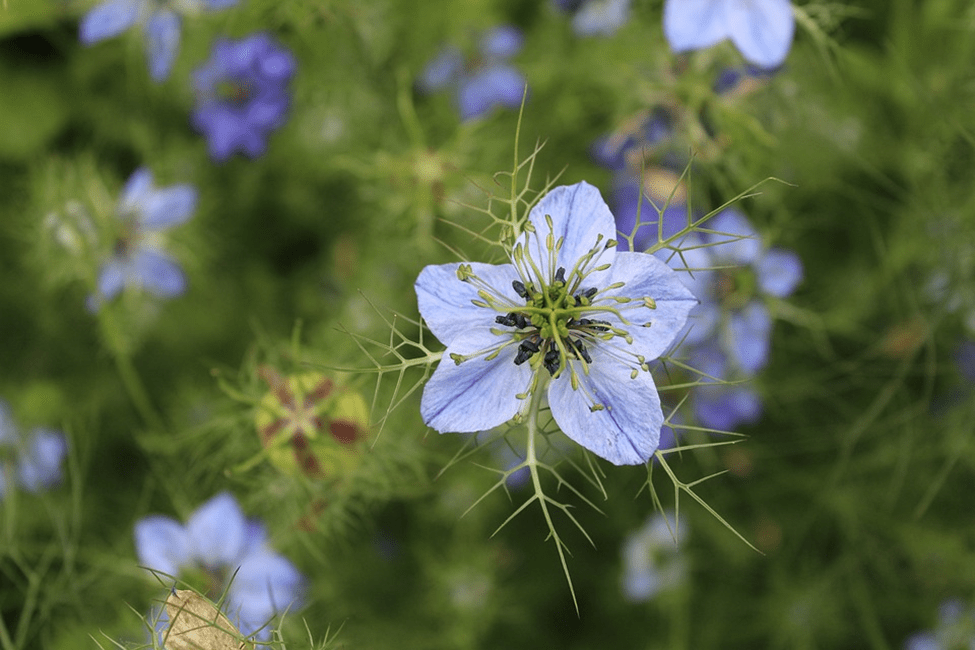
[98, 310, 165, 431]
[524, 375, 581, 613]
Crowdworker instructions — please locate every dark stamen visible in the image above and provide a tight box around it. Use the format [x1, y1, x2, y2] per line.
[544, 342, 561, 376]
[554, 267, 566, 284]
[512, 280, 529, 299]
[513, 338, 540, 365]
[573, 339, 592, 364]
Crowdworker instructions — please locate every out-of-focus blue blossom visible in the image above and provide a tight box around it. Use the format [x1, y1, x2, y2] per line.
[690, 344, 762, 431]
[904, 599, 975, 650]
[689, 208, 802, 374]
[621, 511, 687, 601]
[418, 26, 526, 121]
[663, 0, 795, 69]
[134, 492, 305, 641]
[415, 182, 697, 466]
[0, 401, 68, 500]
[78, 0, 240, 82]
[191, 33, 296, 162]
[552, 0, 631, 37]
[91, 168, 196, 307]
[713, 64, 777, 96]
[955, 340, 975, 384]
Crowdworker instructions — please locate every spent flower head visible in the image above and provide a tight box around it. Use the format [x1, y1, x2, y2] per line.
[415, 181, 697, 465]
[134, 491, 305, 641]
[417, 25, 526, 121]
[90, 167, 196, 307]
[663, 0, 796, 69]
[192, 32, 297, 162]
[78, 0, 240, 81]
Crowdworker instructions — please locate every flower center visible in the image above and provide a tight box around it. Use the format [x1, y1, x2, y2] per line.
[716, 268, 756, 311]
[495, 266, 611, 376]
[217, 78, 254, 107]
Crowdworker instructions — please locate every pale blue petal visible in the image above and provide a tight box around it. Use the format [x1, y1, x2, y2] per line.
[756, 248, 802, 298]
[140, 184, 197, 230]
[663, 0, 730, 53]
[728, 300, 771, 373]
[134, 515, 190, 577]
[118, 167, 154, 214]
[525, 182, 617, 289]
[418, 47, 463, 92]
[727, 0, 795, 68]
[97, 259, 129, 299]
[547, 344, 662, 465]
[903, 634, 939, 650]
[481, 25, 523, 58]
[415, 262, 521, 345]
[694, 385, 762, 431]
[457, 66, 525, 120]
[144, 9, 181, 81]
[230, 551, 305, 639]
[705, 208, 761, 265]
[16, 428, 67, 492]
[204, 0, 240, 8]
[682, 301, 720, 345]
[600, 252, 698, 360]
[186, 492, 248, 568]
[573, 0, 630, 36]
[79, 0, 143, 44]
[132, 249, 186, 297]
[420, 328, 533, 433]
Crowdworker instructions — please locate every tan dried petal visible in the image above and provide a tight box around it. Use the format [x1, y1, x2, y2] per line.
[163, 589, 254, 650]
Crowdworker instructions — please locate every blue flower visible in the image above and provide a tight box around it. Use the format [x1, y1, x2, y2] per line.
[904, 599, 975, 650]
[92, 168, 196, 306]
[191, 33, 297, 161]
[690, 344, 762, 431]
[0, 401, 68, 500]
[621, 511, 687, 601]
[134, 492, 305, 641]
[418, 26, 526, 121]
[552, 0, 631, 37]
[415, 182, 698, 465]
[688, 208, 803, 374]
[78, 0, 239, 82]
[663, 0, 795, 69]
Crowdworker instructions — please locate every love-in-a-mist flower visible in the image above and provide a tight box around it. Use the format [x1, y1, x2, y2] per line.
[552, 0, 631, 37]
[417, 26, 526, 121]
[135, 492, 304, 641]
[191, 33, 296, 161]
[91, 168, 196, 307]
[78, 0, 239, 81]
[904, 599, 975, 650]
[0, 401, 68, 500]
[688, 208, 803, 374]
[690, 343, 763, 431]
[663, 0, 795, 69]
[415, 182, 697, 466]
[621, 512, 687, 601]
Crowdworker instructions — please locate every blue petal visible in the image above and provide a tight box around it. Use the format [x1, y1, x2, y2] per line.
[727, 0, 795, 68]
[415, 262, 521, 345]
[134, 515, 190, 577]
[118, 167, 154, 214]
[140, 184, 197, 230]
[525, 182, 617, 289]
[457, 66, 526, 120]
[663, 0, 730, 54]
[203, 0, 240, 8]
[903, 634, 939, 650]
[186, 492, 248, 568]
[756, 247, 802, 298]
[728, 300, 771, 373]
[572, 0, 630, 37]
[694, 385, 762, 430]
[143, 9, 181, 81]
[97, 258, 129, 299]
[131, 249, 186, 297]
[547, 344, 662, 465]
[79, 0, 143, 44]
[704, 208, 761, 265]
[600, 251, 698, 361]
[480, 25, 523, 59]
[230, 551, 305, 639]
[16, 428, 67, 492]
[418, 47, 463, 92]
[420, 328, 533, 433]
